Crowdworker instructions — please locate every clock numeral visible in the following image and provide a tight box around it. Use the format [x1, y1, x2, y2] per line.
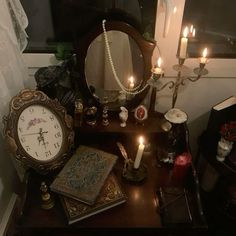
[54, 142, 60, 149]
[45, 151, 52, 157]
[55, 132, 61, 138]
[49, 115, 54, 121]
[20, 137, 26, 143]
[42, 108, 46, 114]
[25, 145, 30, 151]
[20, 116, 25, 122]
[29, 108, 34, 113]
[18, 127, 22, 133]
[54, 124, 59, 129]
[35, 152, 38, 157]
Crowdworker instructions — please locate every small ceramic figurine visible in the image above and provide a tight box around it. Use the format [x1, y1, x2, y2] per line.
[119, 106, 128, 127]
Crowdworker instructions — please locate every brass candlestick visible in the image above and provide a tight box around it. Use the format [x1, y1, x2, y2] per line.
[171, 58, 208, 108]
[40, 181, 55, 210]
[122, 161, 147, 184]
[117, 142, 147, 184]
[148, 57, 208, 109]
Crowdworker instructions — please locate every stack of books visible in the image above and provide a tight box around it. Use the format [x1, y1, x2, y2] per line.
[50, 145, 126, 224]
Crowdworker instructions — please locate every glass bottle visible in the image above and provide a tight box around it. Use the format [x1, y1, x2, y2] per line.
[74, 98, 83, 127]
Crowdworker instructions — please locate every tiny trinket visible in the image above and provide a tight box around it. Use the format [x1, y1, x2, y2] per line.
[84, 105, 98, 127]
[74, 98, 83, 127]
[102, 96, 109, 126]
[134, 105, 148, 125]
[40, 181, 55, 210]
[119, 106, 128, 127]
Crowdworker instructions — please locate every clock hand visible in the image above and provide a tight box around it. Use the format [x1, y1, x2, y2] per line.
[37, 135, 43, 145]
[39, 128, 48, 135]
[22, 132, 41, 136]
[22, 131, 48, 136]
[41, 135, 47, 149]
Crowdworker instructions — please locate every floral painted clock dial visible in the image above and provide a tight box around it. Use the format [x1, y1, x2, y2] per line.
[17, 104, 63, 161]
[3, 89, 74, 174]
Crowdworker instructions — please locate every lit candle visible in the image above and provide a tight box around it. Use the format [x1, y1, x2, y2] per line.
[172, 152, 192, 182]
[153, 57, 163, 75]
[190, 25, 193, 34]
[134, 136, 145, 169]
[128, 76, 134, 89]
[200, 48, 208, 64]
[179, 27, 189, 59]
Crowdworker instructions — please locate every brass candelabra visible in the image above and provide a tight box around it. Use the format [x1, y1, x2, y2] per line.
[147, 57, 208, 112]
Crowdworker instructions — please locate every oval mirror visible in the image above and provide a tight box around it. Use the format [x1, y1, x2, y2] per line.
[85, 31, 144, 110]
[74, 20, 155, 111]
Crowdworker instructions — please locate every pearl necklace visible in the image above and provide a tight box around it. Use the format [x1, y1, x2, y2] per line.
[102, 20, 149, 95]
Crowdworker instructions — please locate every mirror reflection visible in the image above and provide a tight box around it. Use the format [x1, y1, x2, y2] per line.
[85, 30, 144, 108]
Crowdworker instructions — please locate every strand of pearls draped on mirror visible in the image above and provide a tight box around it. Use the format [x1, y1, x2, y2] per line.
[102, 19, 149, 95]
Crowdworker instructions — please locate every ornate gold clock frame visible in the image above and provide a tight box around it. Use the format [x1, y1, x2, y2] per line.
[3, 89, 74, 174]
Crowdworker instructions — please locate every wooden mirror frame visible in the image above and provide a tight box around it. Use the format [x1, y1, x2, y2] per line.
[73, 20, 155, 111]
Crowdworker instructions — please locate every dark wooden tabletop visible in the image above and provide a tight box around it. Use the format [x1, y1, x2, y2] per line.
[16, 115, 208, 235]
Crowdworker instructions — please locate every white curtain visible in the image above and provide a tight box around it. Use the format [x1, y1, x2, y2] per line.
[0, 0, 28, 125]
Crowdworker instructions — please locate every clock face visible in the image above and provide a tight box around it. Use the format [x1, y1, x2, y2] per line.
[17, 104, 64, 161]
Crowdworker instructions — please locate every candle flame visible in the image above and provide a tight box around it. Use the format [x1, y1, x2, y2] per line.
[173, 6, 177, 13]
[183, 26, 189, 38]
[157, 57, 162, 68]
[129, 76, 134, 84]
[202, 48, 208, 58]
[190, 25, 193, 33]
[192, 28, 196, 37]
[139, 136, 144, 145]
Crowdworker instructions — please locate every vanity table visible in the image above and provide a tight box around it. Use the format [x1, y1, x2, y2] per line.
[9, 112, 208, 236]
[7, 17, 208, 236]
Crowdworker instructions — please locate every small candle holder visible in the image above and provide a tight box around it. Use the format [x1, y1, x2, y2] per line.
[147, 70, 165, 113]
[178, 58, 185, 66]
[122, 161, 147, 184]
[40, 181, 55, 210]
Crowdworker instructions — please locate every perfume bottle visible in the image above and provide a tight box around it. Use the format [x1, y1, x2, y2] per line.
[74, 98, 83, 127]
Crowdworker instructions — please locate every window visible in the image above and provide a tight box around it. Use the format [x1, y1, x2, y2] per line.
[154, 0, 236, 78]
[23, 0, 236, 78]
[20, 0, 157, 53]
[182, 0, 236, 58]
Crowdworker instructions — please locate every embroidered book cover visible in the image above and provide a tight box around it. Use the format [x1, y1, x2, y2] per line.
[60, 173, 126, 224]
[50, 145, 118, 205]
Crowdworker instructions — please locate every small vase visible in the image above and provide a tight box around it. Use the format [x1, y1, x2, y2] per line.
[216, 137, 234, 162]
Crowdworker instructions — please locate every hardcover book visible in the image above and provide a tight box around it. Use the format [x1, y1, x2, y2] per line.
[50, 145, 118, 205]
[60, 173, 126, 224]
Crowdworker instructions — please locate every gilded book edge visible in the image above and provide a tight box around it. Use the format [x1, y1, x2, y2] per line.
[60, 173, 126, 224]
